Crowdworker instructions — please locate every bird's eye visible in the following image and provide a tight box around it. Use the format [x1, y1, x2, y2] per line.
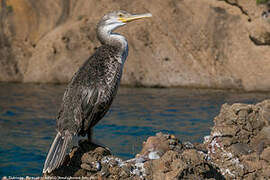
[119, 13, 123, 17]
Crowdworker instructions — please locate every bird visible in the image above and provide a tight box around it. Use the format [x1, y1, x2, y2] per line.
[43, 10, 152, 174]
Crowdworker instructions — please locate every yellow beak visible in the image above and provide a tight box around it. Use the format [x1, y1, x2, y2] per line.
[119, 13, 152, 23]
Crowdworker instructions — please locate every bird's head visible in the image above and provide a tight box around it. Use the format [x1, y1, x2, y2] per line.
[98, 10, 152, 32]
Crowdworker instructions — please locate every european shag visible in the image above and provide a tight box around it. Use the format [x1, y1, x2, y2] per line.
[43, 10, 152, 174]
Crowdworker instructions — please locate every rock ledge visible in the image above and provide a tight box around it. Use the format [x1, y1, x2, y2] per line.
[44, 99, 270, 179]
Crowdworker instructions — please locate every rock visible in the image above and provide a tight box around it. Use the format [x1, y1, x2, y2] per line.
[73, 169, 87, 177]
[261, 147, 270, 162]
[204, 99, 270, 179]
[81, 162, 101, 172]
[230, 143, 253, 156]
[43, 99, 270, 179]
[148, 149, 224, 180]
[1, 0, 270, 91]
[139, 132, 170, 159]
[81, 146, 111, 164]
[44, 132, 223, 180]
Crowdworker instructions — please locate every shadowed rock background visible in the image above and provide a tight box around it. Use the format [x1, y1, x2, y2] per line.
[0, 0, 270, 91]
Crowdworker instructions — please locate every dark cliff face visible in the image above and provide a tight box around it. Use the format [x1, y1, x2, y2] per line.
[0, 0, 270, 91]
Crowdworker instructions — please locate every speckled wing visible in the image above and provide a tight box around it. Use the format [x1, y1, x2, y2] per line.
[69, 82, 117, 136]
[80, 86, 102, 133]
[56, 45, 122, 136]
[57, 84, 101, 135]
[80, 75, 121, 132]
[81, 87, 99, 121]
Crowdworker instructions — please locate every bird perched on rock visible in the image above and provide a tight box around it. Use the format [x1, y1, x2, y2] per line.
[43, 10, 152, 174]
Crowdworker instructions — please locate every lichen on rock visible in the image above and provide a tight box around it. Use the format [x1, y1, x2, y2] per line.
[43, 99, 270, 179]
[204, 99, 270, 179]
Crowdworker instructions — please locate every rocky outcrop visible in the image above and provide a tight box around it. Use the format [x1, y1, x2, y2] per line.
[204, 99, 270, 179]
[1, 0, 270, 91]
[44, 99, 270, 179]
[45, 134, 224, 180]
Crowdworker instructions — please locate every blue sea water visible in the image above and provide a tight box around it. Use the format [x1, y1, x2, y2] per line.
[0, 83, 269, 177]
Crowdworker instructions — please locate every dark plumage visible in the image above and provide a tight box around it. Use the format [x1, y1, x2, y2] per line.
[43, 10, 151, 174]
[57, 45, 122, 137]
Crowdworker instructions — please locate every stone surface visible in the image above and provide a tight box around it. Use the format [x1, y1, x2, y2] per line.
[44, 133, 224, 180]
[0, 0, 270, 91]
[41, 99, 270, 179]
[204, 99, 270, 179]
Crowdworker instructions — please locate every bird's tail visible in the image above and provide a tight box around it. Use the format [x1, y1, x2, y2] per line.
[43, 131, 73, 174]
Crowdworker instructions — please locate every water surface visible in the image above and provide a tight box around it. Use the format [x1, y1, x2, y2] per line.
[0, 83, 269, 176]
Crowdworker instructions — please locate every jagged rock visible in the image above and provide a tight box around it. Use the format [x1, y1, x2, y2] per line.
[204, 99, 270, 179]
[44, 133, 222, 179]
[42, 99, 270, 179]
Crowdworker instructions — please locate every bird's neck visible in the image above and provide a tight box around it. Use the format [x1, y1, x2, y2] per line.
[97, 27, 128, 64]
